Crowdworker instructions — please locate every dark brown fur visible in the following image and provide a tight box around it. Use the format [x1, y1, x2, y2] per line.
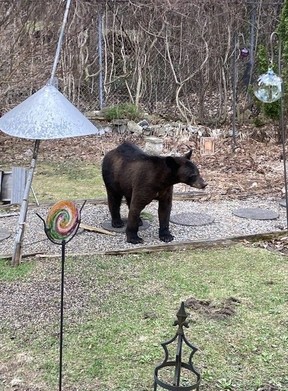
[102, 141, 207, 244]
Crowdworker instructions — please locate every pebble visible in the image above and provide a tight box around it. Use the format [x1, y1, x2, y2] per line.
[0, 196, 287, 257]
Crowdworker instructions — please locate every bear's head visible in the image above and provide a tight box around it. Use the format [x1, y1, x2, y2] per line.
[166, 150, 207, 189]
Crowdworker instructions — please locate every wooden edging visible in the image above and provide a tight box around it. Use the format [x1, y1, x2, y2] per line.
[102, 230, 288, 255]
[1, 230, 287, 260]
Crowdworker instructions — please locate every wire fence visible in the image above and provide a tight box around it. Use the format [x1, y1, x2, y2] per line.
[0, 0, 284, 125]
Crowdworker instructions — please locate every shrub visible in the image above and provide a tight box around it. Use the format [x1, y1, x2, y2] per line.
[102, 103, 142, 121]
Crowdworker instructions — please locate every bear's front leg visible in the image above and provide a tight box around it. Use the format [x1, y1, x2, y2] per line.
[159, 227, 174, 242]
[112, 218, 124, 228]
[158, 189, 174, 242]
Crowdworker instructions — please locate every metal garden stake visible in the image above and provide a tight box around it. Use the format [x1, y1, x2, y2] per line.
[37, 200, 86, 391]
[154, 302, 201, 391]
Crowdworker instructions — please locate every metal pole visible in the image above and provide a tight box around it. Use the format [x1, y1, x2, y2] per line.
[59, 240, 66, 391]
[249, 2, 256, 81]
[12, 140, 40, 266]
[98, 8, 104, 109]
[12, 0, 72, 265]
[276, 37, 288, 228]
[173, 336, 183, 386]
[50, 0, 72, 85]
[280, 94, 288, 228]
[232, 32, 238, 152]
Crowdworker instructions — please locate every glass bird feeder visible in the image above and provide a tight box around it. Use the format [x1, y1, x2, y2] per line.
[254, 67, 283, 103]
[253, 31, 288, 230]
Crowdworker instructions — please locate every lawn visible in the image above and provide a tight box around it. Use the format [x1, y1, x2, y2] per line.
[0, 245, 287, 391]
[1, 147, 288, 390]
[32, 161, 106, 202]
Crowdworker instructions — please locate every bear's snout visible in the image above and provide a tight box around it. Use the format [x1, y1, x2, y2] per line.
[193, 177, 207, 189]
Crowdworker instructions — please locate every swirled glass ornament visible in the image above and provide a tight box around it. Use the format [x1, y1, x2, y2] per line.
[46, 200, 79, 243]
[254, 67, 283, 103]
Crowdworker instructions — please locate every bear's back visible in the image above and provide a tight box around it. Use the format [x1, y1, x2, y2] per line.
[102, 142, 167, 186]
[115, 142, 148, 162]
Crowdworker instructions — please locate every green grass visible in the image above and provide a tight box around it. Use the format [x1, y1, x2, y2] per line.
[1, 245, 288, 390]
[1, 160, 287, 390]
[32, 162, 106, 202]
[0, 258, 34, 280]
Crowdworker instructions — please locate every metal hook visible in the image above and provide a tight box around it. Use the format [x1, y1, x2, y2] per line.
[234, 33, 248, 61]
[270, 31, 280, 69]
[238, 32, 246, 46]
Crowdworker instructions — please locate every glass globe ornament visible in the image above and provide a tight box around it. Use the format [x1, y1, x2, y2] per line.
[254, 67, 283, 103]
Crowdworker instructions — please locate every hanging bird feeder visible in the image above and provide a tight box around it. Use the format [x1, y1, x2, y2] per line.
[0, 0, 104, 266]
[254, 66, 283, 103]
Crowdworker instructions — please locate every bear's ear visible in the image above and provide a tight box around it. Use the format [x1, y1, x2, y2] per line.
[166, 156, 180, 171]
[184, 149, 192, 160]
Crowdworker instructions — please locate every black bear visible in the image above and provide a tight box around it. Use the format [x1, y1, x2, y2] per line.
[102, 141, 207, 244]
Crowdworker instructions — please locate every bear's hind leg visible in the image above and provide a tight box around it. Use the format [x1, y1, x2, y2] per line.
[107, 190, 124, 228]
[125, 196, 143, 226]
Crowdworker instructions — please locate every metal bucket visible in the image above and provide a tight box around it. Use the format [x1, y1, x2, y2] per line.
[0, 171, 12, 202]
[0, 167, 27, 204]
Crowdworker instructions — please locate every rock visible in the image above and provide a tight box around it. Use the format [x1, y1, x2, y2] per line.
[138, 119, 149, 128]
[111, 119, 127, 126]
[127, 120, 143, 135]
[10, 377, 23, 387]
[23, 149, 33, 157]
[209, 128, 223, 138]
[144, 136, 163, 155]
[149, 124, 166, 136]
[85, 110, 105, 120]
[111, 119, 127, 134]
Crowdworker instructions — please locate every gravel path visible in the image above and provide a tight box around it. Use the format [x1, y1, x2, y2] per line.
[0, 196, 287, 258]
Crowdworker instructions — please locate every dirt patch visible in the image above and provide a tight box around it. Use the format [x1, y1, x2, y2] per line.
[184, 296, 241, 320]
[0, 128, 286, 202]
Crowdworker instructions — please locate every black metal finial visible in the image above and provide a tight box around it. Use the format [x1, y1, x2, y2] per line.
[154, 302, 201, 391]
[173, 301, 189, 335]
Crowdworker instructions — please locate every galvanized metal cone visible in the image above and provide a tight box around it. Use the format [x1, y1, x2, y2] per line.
[0, 83, 103, 139]
[0, 83, 103, 266]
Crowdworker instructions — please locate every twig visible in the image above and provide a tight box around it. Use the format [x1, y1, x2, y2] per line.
[79, 223, 116, 236]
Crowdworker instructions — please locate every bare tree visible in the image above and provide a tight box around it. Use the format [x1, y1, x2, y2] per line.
[0, 0, 284, 125]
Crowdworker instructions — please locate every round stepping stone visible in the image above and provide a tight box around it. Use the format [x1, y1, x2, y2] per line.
[101, 218, 150, 233]
[0, 228, 11, 242]
[170, 212, 215, 226]
[232, 208, 279, 220]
